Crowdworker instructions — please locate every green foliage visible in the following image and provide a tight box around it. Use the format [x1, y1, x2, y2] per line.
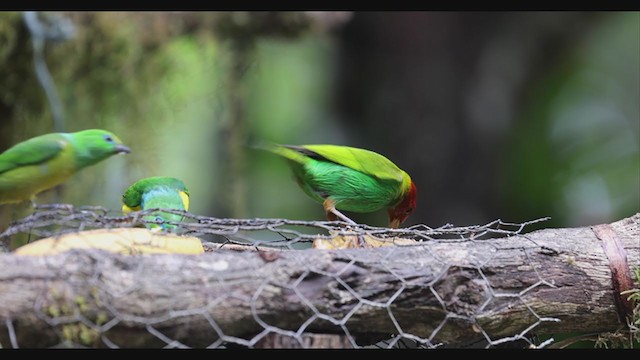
[0, 14, 224, 229]
[0, 13, 52, 140]
[505, 12, 640, 227]
[622, 267, 640, 345]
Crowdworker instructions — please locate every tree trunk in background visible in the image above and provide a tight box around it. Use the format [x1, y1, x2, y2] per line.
[218, 40, 251, 219]
[333, 12, 603, 227]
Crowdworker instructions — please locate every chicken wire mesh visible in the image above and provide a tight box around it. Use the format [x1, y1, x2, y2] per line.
[0, 204, 559, 349]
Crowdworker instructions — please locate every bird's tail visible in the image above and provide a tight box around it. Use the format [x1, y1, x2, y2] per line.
[250, 141, 310, 165]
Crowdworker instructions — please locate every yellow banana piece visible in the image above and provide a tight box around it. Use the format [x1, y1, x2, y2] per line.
[14, 228, 204, 256]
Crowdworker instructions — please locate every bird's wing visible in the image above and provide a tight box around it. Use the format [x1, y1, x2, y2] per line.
[297, 145, 405, 184]
[0, 134, 67, 175]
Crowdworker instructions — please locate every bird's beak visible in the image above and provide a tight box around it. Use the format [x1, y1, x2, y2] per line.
[115, 144, 132, 154]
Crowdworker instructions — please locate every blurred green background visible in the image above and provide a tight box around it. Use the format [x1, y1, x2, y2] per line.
[0, 11, 638, 349]
[0, 11, 638, 231]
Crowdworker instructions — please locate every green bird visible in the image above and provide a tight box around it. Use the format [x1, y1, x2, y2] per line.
[0, 129, 131, 205]
[121, 176, 190, 231]
[263, 144, 418, 228]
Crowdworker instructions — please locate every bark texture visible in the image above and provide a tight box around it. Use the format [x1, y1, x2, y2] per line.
[0, 214, 638, 348]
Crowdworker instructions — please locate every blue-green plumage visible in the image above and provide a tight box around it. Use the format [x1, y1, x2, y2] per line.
[122, 176, 190, 231]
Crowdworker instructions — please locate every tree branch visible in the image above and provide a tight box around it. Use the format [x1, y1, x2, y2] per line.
[0, 214, 637, 348]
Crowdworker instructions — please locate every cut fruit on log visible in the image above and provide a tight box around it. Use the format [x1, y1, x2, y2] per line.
[13, 228, 204, 256]
[313, 231, 417, 249]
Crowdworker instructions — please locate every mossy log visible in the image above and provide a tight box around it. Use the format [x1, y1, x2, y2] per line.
[0, 214, 638, 348]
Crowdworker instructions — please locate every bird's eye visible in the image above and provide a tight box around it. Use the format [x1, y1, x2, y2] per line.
[103, 135, 114, 143]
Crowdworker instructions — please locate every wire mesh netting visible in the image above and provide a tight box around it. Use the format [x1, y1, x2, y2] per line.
[0, 204, 559, 349]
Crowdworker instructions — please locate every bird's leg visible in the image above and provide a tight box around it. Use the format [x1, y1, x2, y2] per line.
[27, 197, 37, 244]
[325, 207, 338, 222]
[322, 199, 357, 225]
[322, 200, 366, 248]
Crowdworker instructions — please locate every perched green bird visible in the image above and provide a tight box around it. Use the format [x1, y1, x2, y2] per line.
[263, 144, 418, 228]
[0, 129, 131, 205]
[121, 176, 190, 231]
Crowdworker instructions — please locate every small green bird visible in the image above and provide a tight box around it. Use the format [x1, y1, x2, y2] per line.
[0, 129, 131, 205]
[263, 144, 417, 228]
[121, 176, 190, 231]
